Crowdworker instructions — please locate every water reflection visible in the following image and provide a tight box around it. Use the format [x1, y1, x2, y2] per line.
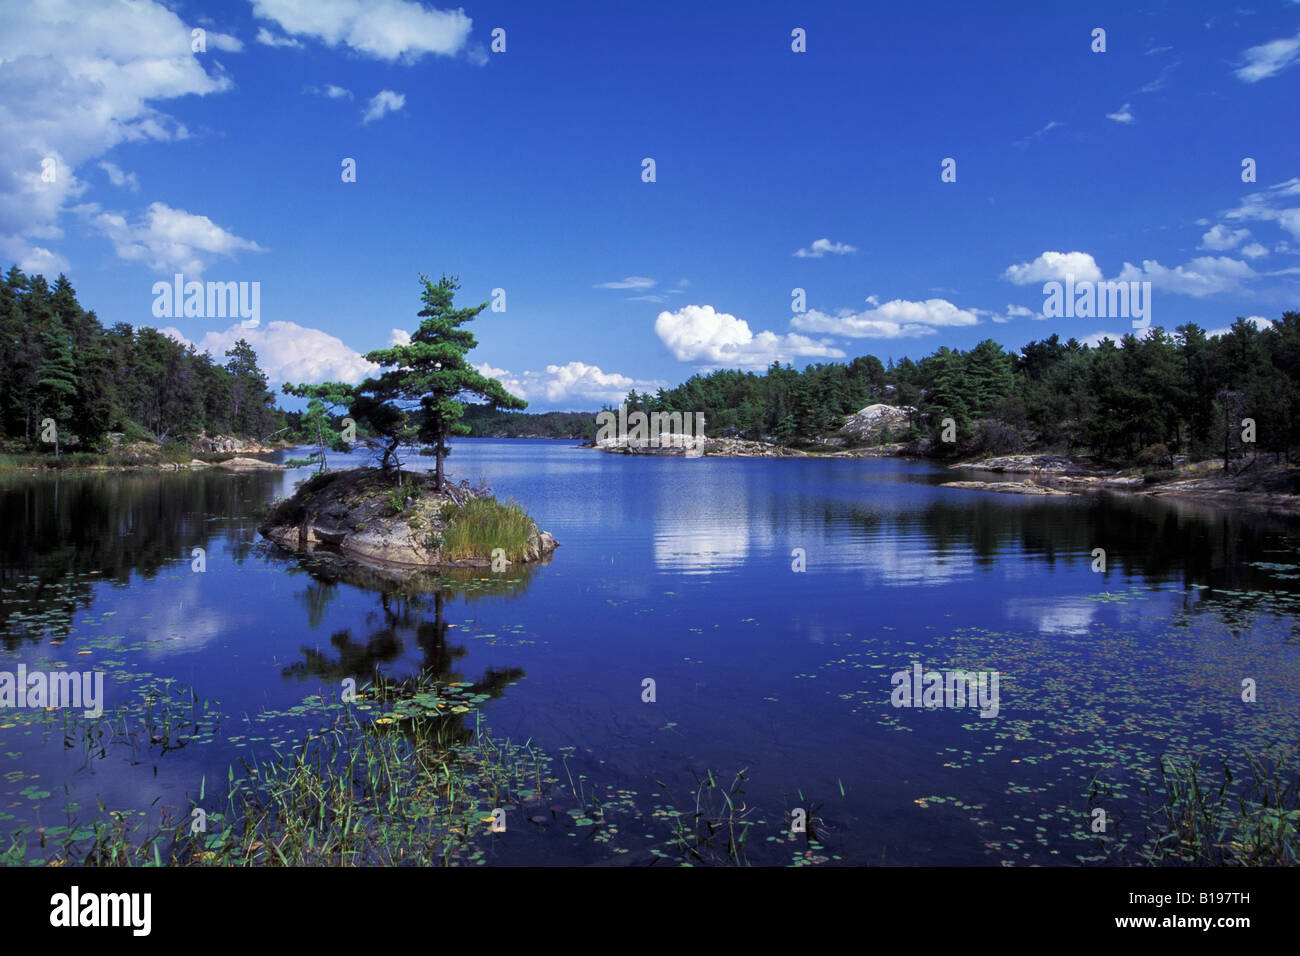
[273, 554, 533, 747]
[0, 470, 281, 649]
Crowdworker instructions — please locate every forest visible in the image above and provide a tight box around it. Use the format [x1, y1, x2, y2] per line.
[629, 316, 1300, 464]
[3, 264, 1297, 467]
[0, 266, 281, 453]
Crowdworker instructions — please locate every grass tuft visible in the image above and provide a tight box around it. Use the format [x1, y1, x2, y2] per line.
[440, 496, 535, 562]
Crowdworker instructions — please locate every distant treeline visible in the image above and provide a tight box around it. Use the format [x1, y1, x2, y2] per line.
[629, 317, 1300, 463]
[0, 265, 282, 452]
[459, 403, 599, 439]
[6, 264, 1296, 464]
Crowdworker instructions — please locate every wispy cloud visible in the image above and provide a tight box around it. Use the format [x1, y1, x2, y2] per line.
[791, 297, 981, 339]
[794, 238, 856, 258]
[594, 276, 655, 290]
[1235, 31, 1300, 82]
[1106, 103, 1135, 124]
[362, 90, 405, 124]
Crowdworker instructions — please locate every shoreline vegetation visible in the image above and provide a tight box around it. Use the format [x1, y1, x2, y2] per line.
[3, 262, 1296, 517]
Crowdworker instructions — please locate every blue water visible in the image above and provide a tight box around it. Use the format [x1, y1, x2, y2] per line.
[3, 439, 1299, 865]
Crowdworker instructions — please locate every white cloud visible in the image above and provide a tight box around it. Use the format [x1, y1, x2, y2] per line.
[1223, 178, 1300, 241]
[656, 304, 844, 367]
[1013, 120, 1062, 148]
[251, 0, 472, 62]
[207, 32, 244, 52]
[1078, 327, 1162, 348]
[389, 329, 411, 346]
[595, 276, 655, 290]
[255, 27, 302, 48]
[1241, 242, 1269, 259]
[1106, 103, 1135, 124]
[1199, 224, 1250, 250]
[1001, 304, 1036, 323]
[792, 298, 981, 338]
[1003, 251, 1103, 285]
[362, 89, 405, 124]
[1235, 32, 1300, 82]
[1115, 256, 1256, 297]
[0, 0, 232, 271]
[306, 83, 353, 99]
[474, 360, 655, 405]
[81, 201, 262, 277]
[98, 161, 139, 192]
[0, 241, 69, 276]
[1208, 315, 1275, 337]
[793, 238, 857, 258]
[627, 294, 667, 303]
[161, 321, 378, 385]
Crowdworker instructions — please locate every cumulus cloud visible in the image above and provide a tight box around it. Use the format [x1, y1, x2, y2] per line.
[1199, 224, 1251, 251]
[999, 304, 1036, 323]
[594, 276, 655, 290]
[0, 0, 231, 270]
[1208, 315, 1275, 337]
[362, 89, 406, 124]
[251, 0, 472, 62]
[1077, 327, 1163, 348]
[474, 361, 655, 405]
[793, 238, 857, 258]
[161, 321, 378, 385]
[1235, 32, 1300, 82]
[389, 329, 411, 346]
[1106, 103, 1135, 124]
[80, 201, 263, 277]
[1115, 256, 1257, 297]
[792, 298, 981, 338]
[1003, 251, 1103, 285]
[1241, 242, 1269, 259]
[656, 304, 844, 367]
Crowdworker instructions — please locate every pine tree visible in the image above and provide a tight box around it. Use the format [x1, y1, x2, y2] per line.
[36, 316, 78, 455]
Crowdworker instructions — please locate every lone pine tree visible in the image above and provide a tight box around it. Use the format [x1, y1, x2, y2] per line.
[287, 274, 525, 490]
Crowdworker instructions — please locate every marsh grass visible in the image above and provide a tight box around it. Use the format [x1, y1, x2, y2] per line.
[651, 768, 756, 866]
[1089, 748, 1300, 866]
[9, 677, 551, 867]
[441, 496, 535, 562]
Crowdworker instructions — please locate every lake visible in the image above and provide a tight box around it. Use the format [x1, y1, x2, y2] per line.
[3, 438, 1299, 865]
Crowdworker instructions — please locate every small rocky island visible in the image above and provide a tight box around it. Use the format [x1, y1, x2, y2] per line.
[260, 468, 557, 571]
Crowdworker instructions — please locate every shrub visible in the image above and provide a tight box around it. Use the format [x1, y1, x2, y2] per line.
[972, 421, 1024, 457]
[1136, 443, 1172, 468]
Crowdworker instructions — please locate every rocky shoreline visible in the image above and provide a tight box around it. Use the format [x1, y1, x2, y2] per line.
[942, 454, 1300, 514]
[259, 467, 557, 572]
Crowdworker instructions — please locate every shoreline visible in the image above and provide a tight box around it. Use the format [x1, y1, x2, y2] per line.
[6, 438, 1295, 517]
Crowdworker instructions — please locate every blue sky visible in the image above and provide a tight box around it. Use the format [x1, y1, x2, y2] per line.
[2, 0, 1298, 410]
